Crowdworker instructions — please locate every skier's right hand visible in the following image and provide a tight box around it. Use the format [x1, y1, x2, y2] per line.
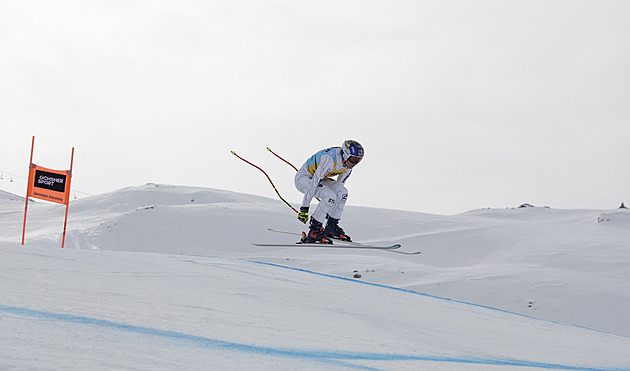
[298, 207, 309, 224]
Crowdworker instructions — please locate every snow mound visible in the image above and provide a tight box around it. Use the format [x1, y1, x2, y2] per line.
[597, 209, 630, 225]
[64, 183, 293, 253]
[70, 183, 274, 212]
[0, 189, 24, 203]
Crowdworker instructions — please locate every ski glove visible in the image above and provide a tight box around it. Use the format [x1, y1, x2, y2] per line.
[297, 207, 309, 224]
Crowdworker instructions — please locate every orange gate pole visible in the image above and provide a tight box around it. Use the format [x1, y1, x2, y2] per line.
[60, 147, 74, 248]
[21, 136, 35, 245]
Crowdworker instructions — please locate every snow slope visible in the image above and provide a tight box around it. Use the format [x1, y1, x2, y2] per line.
[1, 184, 629, 370]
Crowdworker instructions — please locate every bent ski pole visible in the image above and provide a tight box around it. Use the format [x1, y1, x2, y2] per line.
[231, 151, 298, 214]
[266, 147, 298, 171]
[267, 147, 320, 202]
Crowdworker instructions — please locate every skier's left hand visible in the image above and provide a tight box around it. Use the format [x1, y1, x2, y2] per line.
[297, 207, 309, 224]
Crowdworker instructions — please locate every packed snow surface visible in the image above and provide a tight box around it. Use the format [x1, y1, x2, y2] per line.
[1, 184, 629, 370]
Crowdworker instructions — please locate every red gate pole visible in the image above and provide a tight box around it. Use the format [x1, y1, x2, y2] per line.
[22, 136, 35, 246]
[61, 147, 74, 248]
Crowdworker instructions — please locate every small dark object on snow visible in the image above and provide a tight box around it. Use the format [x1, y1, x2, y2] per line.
[620, 202, 627, 209]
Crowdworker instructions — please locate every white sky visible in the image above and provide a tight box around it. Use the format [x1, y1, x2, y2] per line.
[1, 0, 629, 215]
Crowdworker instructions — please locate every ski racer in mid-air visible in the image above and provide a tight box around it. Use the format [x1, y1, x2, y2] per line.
[294, 140, 364, 244]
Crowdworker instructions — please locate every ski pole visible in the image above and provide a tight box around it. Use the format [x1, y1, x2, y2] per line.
[231, 151, 299, 214]
[267, 147, 320, 202]
[266, 147, 298, 171]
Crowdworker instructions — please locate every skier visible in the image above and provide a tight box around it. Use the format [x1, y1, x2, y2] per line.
[294, 140, 364, 243]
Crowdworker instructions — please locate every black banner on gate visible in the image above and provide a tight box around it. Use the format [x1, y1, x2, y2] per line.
[33, 169, 67, 193]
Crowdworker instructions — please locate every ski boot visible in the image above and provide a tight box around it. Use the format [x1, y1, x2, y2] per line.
[324, 217, 351, 242]
[301, 218, 332, 244]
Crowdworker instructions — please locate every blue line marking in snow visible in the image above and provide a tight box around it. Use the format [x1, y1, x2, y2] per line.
[244, 258, 630, 338]
[183, 253, 628, 338]
[1, 303, 626, 371]
[3, 256, 629, 370]
[0, 304, 373, 370]
[0, 304, 626, 371]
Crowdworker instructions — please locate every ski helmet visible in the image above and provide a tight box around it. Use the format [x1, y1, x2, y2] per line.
[341, 140, 364, 162]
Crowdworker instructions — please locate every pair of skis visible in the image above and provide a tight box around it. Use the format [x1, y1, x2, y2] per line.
[253, 229, 421, 255]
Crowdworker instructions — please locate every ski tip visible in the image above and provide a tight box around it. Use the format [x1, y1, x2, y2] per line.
[394, 250, 421, 255]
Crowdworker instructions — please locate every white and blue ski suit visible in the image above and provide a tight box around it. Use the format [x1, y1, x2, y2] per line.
[294, 147, 351, 224]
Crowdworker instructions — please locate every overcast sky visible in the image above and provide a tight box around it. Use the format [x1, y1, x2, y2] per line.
[1, 0, 629, 215]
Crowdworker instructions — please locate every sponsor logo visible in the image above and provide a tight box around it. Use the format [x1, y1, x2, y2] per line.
[32, 191, 64, 203]
[38, 175, 64, 187]
[33, 170, 66, 193]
